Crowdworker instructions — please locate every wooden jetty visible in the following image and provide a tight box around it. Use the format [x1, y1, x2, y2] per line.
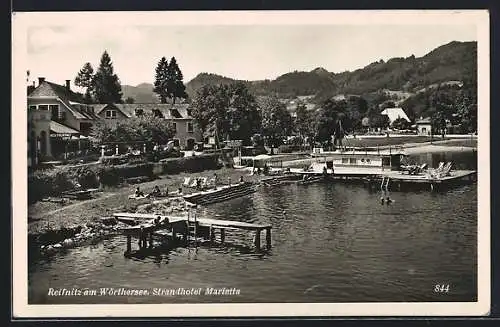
[382, 169, 477, 191]
[113, 212, 272, 256]
[182, 181, 259, 205]
[289, 166, 476, 192]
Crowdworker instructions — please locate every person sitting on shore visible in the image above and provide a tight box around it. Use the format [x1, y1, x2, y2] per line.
[149, 185, 161, 197]
[263, 164, 270, 175]
[134, 187, 144, 197]
[239, 175, 244, 183]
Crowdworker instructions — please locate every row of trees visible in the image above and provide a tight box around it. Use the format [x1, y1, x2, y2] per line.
[75, 52, 189, 105]
[153, 57, 187, 104]
[189, 83, 396, 152]
[75, 51, 123, 104]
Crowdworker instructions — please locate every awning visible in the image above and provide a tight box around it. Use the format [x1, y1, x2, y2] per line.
[50, 121, 80, 138]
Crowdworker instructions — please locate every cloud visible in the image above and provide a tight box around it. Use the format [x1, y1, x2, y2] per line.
[28, 26, 149, 54]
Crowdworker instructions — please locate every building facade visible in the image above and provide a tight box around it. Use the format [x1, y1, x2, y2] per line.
[28, 78, 97, 164]
[95, 103, 202, 150]
[415, 117, 432, 136]
[28, 77, 203, 167]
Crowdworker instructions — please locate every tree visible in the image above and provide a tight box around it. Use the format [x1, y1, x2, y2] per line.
[428, 87, 454, 138]
[295, 102, 315, 148]
[91, 112, 176, 145]
[167, 57, 188, 104]
[226, 82, 261, 143]
[124, 97, 135, 104]
[370, 113, 390, 130]
[93, 51, 123, 104]
[346, 96, 368, 132]
[153, 57, 169, 103]
[260, 96, 292, 154]
[153, 56, 188, 104]
[391, 117, 410, 130]
[190, 83, 260, 146]
[315, 99, 349, 147]
[380, 100, 396, 110]
[74, 62, 95, 104]
[190, 84, 230, 145]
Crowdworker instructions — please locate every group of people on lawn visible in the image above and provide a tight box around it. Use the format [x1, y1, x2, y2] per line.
[133, 173, 245, 198]
[190, 173, 245, 191]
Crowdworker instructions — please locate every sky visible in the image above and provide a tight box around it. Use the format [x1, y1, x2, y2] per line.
[26, 19, 477, 89]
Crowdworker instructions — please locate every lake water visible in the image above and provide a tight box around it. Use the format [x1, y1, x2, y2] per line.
[28, 151, 478, 304]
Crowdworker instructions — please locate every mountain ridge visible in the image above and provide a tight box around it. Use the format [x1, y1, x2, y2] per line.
[121, 40, 476, 104]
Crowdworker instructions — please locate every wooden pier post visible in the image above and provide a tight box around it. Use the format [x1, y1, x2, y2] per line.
[254, 230, 261, 251]
[172, 227, 177, 242]
[209, 225, 214, 244]
[126, 234, 131, 253]
[266, 227, 272, 249]
[220, 228, 225, 244]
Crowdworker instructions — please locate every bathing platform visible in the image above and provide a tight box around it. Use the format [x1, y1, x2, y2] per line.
[113, 212, 272, 256]
[288, 169, 476, 191]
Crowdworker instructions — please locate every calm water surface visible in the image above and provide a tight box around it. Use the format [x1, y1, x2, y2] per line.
[28, 151, 478, 303]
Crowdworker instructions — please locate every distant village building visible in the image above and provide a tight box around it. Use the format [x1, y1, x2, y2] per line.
[380, 107, 411, 125]
[415, 117, 432, 136]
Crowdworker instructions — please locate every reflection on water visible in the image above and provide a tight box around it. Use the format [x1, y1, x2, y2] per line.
[28, 152, 477, 304]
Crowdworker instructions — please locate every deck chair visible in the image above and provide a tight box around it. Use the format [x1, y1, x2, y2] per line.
[189, 178, 198, 188]
[183, 177, 192, 187]
[438, 162, 453, 178]
[199, 177, 208, 189]
[411, 163, 428, 175]
[427, 162, 447, 179]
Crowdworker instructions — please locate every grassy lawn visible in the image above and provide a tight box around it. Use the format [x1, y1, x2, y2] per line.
[342, 136, 443, 148]
[28, 167, 259, 235]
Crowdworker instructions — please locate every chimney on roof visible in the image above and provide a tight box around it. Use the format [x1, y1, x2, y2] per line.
[65, 80, 71, 91]
[38, 77, 45, 85]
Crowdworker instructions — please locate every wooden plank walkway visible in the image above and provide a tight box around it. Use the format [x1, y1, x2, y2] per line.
[113, 212, 270, 230]
[113, 211, 272, 254]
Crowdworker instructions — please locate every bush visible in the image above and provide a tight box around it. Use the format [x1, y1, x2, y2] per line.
[28, 168, 79, 203]
[97, 163, 155, 187]
[278, 145, 301, 153]
[97, 166, 121, 187]
[159, 154, 220, 174]
[74, 167, 99, 189]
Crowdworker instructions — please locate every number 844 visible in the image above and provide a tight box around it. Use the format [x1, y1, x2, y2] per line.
[434, 284, 450, 293]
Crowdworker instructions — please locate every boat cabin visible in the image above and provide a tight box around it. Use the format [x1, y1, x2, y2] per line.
[310, 149, 405, 175]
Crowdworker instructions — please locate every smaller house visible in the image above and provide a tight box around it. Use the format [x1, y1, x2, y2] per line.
[415, 117, 432, 136]
[380, 107, 411, 125]
[95, 103, 202, 150]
